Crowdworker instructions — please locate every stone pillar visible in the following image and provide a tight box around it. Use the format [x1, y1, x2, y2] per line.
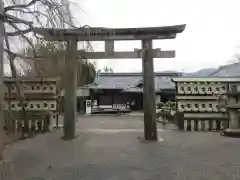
[229, 109, 239, 129]
[228, 96, 239, 129]
[142, 39, 157, 141]
[63, 37, 77, 139]
[222, 95, 240, 137]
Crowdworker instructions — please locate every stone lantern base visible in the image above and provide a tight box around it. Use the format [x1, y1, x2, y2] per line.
[221, 129, 240, 138]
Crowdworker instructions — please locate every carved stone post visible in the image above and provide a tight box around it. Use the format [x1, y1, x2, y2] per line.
[63, 36, 77, 139]
[223, 94, 240, 137]
[228, 96, 239, 129]
[142, 39, 157, 141]
[229, 109, 239, 129]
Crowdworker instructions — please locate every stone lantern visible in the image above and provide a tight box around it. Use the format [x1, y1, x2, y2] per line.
[221, 84, 240, 137]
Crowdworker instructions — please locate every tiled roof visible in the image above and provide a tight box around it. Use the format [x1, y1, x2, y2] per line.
[85, 72, 181, 91]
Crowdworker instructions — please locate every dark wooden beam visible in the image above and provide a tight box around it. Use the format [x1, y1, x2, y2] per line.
[77, 50, 175, 59]
[34, 24, 186, 41]
[36, 33, 177, 41]
[26, 50, 175, 60]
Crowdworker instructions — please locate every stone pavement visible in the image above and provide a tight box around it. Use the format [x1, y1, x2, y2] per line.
[1, 115, 240, 180]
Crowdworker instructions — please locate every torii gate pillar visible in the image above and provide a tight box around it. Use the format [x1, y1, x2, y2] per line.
[63, 37, 78, 139]
[142, 39, 157, 140]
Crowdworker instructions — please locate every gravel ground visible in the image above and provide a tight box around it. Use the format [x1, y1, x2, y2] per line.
[1, 115, 240, 180]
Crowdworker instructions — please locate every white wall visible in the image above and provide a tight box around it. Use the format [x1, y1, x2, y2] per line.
[60, 88, 90, 97]
[77, 88, 90, 96]
[155, 95, 161, 104]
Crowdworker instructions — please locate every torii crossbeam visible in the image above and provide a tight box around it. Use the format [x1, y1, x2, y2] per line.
[34, 24, 186, 141]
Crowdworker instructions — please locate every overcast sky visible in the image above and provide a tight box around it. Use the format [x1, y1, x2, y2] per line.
[71, 0, 240, 73]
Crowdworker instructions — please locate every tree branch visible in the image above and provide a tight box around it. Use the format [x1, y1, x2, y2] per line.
[6, 27, 33, 36]
[3, 48, 31, 60]
[4, 13, 33, 24]
[10, 8, 46, 27]
[8, 21, 36, 57]
[4, 0, 41, 12]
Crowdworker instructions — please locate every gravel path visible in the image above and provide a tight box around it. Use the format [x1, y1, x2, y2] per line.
[1, 115, 240, 180]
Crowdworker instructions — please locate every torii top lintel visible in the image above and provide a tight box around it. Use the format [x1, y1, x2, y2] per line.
[34, 24, 186, 41]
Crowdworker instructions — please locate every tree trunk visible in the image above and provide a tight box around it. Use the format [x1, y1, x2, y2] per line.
[0, 0, 4, 160]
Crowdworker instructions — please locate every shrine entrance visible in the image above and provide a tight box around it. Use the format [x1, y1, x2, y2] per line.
[34, 24, 186, 141]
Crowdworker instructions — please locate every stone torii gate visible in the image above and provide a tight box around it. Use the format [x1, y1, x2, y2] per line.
[34, 24, 186, 141]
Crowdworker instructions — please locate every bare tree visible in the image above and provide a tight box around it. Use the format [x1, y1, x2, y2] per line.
[2, 0, 78, 60]
[22, 40, 96, 88]
[0, 0, 4, 161]
[0, 0, 90, 160]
